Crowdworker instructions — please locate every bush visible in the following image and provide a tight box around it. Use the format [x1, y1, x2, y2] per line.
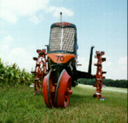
[0, 58, 34, 86]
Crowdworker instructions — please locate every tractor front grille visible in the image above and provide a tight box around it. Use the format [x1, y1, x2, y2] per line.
[50, 27, 75, 52]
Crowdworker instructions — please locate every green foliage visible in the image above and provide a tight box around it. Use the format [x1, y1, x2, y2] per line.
[79, 78, 128, 88]
[0, 58, 34, 86]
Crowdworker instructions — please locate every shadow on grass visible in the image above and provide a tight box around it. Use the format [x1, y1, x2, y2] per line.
[32, 93, 96, 109]
[69, 93, 97, 107]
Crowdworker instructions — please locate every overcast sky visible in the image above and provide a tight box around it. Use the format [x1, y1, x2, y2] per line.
[0, 0, 127, 80]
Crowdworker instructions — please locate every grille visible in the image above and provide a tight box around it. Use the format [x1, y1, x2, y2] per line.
[50, 27, 75, 52]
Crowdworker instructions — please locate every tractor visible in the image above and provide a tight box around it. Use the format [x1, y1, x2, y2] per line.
[31, 12, 106, 108]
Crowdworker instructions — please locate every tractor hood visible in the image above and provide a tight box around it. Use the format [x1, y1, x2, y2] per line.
[47, 53, 75, 64]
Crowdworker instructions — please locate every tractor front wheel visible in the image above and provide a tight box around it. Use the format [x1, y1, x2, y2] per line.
[43, 70, 56, 107]
[55, 70, 73, 107]
[43, 69, 73, 108]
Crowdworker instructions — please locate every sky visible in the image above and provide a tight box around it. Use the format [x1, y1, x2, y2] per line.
[0, 0, 127, 80]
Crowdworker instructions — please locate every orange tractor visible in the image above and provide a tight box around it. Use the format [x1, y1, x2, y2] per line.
[32, 13, 106, 108]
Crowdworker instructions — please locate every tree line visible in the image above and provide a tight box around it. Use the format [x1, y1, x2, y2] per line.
[79, 78, 128, 88]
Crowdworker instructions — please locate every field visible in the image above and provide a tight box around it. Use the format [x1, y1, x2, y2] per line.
[0, 84, 127, 123]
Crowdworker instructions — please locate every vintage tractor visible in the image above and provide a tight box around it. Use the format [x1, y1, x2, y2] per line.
[31, 13, 106, 108]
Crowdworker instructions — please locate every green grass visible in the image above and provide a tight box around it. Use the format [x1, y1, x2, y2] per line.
[0, 84, 127, 123]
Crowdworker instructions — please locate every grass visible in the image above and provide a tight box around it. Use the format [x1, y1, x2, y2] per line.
[0, 84, 127, 123]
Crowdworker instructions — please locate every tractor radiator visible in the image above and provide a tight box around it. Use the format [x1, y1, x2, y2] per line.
[50, 27, 75, 52]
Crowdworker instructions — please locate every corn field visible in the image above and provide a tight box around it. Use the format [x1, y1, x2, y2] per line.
[0, 58, 34, 86]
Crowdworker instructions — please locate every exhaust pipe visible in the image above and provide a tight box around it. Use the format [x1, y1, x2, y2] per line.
[60, 12, 62, 22]
[88, 46, 94, 75]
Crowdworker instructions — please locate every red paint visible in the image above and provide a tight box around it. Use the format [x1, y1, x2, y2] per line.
[56, 22, 71, 26]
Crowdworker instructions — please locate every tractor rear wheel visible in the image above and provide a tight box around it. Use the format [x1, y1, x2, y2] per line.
[32, 49, 48, 94]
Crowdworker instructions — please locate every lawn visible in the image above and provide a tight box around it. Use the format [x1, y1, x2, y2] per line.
[0, 84, 127, 123]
